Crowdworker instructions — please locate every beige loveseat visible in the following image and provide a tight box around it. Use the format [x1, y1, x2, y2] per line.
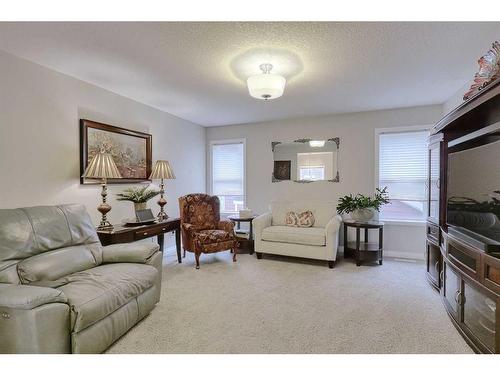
[253, 201, 342, 268]
[0, 204, 162, 353]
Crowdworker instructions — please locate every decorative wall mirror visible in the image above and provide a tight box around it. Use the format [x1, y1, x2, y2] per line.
[272, 138, 340, 183]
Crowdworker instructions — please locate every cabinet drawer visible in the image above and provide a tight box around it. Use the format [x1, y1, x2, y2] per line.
[427, 223, 439, 243]
[482, 254, 500, 295]
[134, 226, 167, 240]
[447, 235, 481, 280]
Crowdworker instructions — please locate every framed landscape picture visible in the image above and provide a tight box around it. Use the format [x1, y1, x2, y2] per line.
[80, 119, 152, 184]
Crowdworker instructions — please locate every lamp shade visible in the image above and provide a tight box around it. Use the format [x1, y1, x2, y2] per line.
[247, 63, 286, 100]
[149, 160, 176, 180]
[82, 151, 122, 179]
[247, 73, 286, 100]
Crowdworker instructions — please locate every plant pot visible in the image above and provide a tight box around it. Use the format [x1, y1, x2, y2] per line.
[134, 202, 147, 213]
[350, 208, 374, 222]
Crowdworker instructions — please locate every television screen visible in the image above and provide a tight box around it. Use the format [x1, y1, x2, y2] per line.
[447, 136, 500, 247]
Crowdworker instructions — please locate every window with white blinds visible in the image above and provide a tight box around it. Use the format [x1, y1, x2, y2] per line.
[378, 130, 429, 221]
[210, 140, 245, 213]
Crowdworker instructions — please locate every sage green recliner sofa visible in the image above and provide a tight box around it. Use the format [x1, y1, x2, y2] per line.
[0, 204, 162, 353]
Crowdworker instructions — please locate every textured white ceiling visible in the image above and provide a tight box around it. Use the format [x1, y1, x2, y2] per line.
[0, 22, 498, 126]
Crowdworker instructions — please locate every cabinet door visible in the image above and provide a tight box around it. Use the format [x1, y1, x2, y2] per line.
[443, 260, 460, 320]
[428, 142, 440, 224]
[426, 240, 441, 288]
[462, 278, 498, 353]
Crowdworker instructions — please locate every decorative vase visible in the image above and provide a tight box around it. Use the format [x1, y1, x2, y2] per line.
[350, 208, 374, 222]
[134, 202, 147, 213]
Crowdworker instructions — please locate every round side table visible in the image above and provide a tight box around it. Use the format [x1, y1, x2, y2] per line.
[343, 220, 384, 266]
[227, 215, 257, 255]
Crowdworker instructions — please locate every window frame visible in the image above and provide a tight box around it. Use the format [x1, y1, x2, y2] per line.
[208, 138, 247, 215]
[374, 125, 431, 225]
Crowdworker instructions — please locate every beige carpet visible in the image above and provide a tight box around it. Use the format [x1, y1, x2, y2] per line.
[107, 248, 473, 354]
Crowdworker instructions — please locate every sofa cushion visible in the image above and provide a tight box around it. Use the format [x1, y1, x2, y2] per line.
[261, 225, 326, 246]
[271, 201, 336, 228]
[285, 211, 299, 226]
[17, 244, 101, 284]
[285, 211, 316, 228]
[0, 204, 101, 263]
[297, 211, 315, 227]
[56, 263, 157, 332]
[0, 209, 37, 262]
[194, 229, 233, 244]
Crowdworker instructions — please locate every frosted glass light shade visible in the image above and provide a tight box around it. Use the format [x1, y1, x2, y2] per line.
[247, 73, 286, 100]
[309, 140, 326, 148]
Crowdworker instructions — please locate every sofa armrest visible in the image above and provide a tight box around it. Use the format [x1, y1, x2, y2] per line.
[325, 215, 342, 235]
[325, 215, 342, 256]
[253, 212, 272, 240]
[0, 283, 71, 353]
[102, 242, 160, 264]
[0, 283, 67, 310]
[218, 220, 235, 234]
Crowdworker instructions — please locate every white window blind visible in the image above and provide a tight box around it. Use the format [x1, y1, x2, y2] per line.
[211, 141, 245, 213]
[297, 152, 334, 180]
[299, 166, 325, 181]
[378, 130, 429, 221]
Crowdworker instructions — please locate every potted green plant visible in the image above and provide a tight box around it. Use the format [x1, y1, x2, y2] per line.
[337, 187, 390, 222]
[116, 185, 160, 214]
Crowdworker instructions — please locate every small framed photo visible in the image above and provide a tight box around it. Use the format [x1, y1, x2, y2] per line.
[135, 209, 155, 222]
[273, 160, 291, 180]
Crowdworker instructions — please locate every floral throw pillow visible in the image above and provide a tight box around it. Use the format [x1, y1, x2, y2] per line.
[298, 211, 315, 227]
[285, 211, 299, 226]
[284, 210, 315, 227]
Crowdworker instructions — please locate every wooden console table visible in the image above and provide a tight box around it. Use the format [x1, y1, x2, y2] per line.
[97, 218, 182, 263]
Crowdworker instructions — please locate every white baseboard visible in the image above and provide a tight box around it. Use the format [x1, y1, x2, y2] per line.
[381, 250, 424, 261]
[338, 245, 424, 261]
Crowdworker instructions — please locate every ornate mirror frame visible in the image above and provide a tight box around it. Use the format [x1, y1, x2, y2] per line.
[271, 138, 340, 183]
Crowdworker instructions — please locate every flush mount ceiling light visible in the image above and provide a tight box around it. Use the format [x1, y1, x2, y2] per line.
[309, 140, 326, 148]
[247, 63, 286, 100]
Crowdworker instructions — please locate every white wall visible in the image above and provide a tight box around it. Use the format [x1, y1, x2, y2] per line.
[0, 50, 206, 239]
[0, 47, 455, 260]
[207, 105, 443, 259]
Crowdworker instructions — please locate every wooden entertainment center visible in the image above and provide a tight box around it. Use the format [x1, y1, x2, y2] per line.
[426, 79, 500, 354]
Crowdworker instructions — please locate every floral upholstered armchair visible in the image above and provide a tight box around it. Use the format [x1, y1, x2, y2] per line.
[178, 193, 238, 269]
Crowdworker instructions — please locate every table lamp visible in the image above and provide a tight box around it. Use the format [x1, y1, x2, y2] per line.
[82, 150, 122, 230]
[149, 160, 176, 221]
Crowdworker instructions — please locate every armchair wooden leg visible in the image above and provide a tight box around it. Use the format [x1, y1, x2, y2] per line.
[328, 260, 335, 269]
[256, 252, 263, 259]
[183, 248, 186, 258]
[232, 244, 238, 262]
[195, 252, 200, 269]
